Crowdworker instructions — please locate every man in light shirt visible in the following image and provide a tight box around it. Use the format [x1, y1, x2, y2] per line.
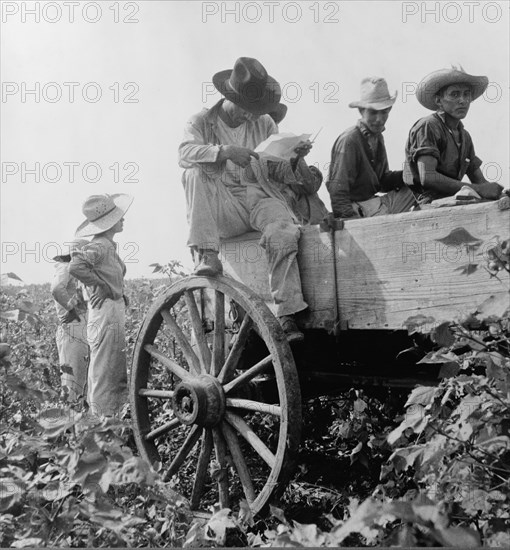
[179, 57, 311, 341]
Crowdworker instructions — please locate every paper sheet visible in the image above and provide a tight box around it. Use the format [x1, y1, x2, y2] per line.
[254, 132, 312, 162]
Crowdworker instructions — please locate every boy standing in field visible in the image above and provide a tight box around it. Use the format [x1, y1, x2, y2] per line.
[51, 240, 89, 402]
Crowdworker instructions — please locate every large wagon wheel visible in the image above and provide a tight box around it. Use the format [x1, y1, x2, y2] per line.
[130, 275, 301, 516]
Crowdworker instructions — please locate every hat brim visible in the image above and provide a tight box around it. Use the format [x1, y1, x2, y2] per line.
[269, 103, 288, 125]
[75, 194, 133, 238]
[53, 254, 71, 263]
[417, 69, 488, 110]
[349, 94, 397, 110]
[212, 69, 281, 115]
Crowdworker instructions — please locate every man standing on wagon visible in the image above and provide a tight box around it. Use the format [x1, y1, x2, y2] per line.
[403, 67, 503, 202]
[326, 77, 418, 219]
[178, 57, 309, 341]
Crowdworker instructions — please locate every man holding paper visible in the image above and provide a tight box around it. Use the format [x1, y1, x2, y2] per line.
[178, 57, 312, 341]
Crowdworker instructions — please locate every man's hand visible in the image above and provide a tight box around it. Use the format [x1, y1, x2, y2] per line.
[89, 284, 111, 309]
[475, 182, 504, 200]
[62, 308, 81, 324]
[221, 145, 259, 168]
[293, 140, 313, 158]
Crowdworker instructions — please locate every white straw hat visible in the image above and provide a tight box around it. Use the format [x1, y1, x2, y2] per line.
[75, 194, 133, 238]
[416, 67, 488, 111]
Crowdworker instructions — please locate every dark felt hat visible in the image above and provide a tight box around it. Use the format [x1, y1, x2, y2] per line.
[269, 103, 288, 125]
[213, 57, 284, 115]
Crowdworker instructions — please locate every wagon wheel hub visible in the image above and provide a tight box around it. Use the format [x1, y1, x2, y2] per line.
[172, 375, 225, 427]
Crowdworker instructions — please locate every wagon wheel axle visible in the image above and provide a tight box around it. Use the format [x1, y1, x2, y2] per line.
[172, 375, 225, 427]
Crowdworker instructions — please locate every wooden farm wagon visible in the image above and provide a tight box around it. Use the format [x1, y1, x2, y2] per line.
[130, 200, 509, 516]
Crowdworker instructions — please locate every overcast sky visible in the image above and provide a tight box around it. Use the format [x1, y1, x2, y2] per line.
[1, 0, 508, 284]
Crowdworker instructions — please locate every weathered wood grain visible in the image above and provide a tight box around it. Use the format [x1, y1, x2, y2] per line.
[220, 202, 509, 332]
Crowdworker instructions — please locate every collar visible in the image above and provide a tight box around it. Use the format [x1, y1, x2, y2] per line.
[204, 99, 226, 125]
[435, 111, 464, 131]
[92, 235, 117, 249]
[357, 120, 384, 139]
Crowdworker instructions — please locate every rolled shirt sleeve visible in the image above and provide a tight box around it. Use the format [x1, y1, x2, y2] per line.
[404, 113, 483, 188]
[407, 118, 442, 163]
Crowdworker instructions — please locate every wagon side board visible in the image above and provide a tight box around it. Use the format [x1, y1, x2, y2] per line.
[219, 225, 337, 330]
[220, 201, 509, 332]
[335, 201, 509, 330]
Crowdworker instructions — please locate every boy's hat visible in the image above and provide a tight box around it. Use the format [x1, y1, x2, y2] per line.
[417, 67, 488, 110]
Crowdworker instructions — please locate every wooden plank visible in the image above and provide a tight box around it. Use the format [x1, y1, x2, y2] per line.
[220, 228, 337, 330]
[333, 202, 509, 331]
[220, 202, 509, 333]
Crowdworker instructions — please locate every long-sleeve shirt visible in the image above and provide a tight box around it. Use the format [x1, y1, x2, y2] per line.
[69, 236, 126, 301]
[51, 262, 87, 323]
[178, 99, 277, 203]
[326, 121, 390, 218]
[403, 112, 482, 200]
[178, 99, 277, 169]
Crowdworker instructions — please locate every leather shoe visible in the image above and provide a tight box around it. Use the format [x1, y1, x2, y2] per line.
[278, 315, 304, 343]
[194, 249, 223, 277]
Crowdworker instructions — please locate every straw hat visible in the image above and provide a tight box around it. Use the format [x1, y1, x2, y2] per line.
[349, 77, 397, 110]
[75, 194, 133, 238]
[213, 57, 284, 115]
[53, 239, 88, 262]
[417, 67, 488, 111]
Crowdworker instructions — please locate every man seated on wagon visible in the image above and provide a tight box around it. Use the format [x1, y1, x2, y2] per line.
[267, 105, 329, 225]
[403, 67, 503, 203]
[178, 56, 312, 341]
[326, 77, 418, 219]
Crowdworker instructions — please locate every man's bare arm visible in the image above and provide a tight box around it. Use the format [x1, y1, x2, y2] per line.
[417, 156, 503, 199]
[468, 166, 487, 184]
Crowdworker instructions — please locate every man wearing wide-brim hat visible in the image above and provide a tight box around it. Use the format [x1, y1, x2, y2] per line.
[51, 239, 89, 402]
[326, 77, 418, 219]
[178, 57, 312, 341]
[69, 193, 133, 417]
[403, 67, 503, 202]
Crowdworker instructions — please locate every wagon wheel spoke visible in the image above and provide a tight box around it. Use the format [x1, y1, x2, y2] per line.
[131, 275, 302, 517]
[223, 354, 273, 394]
[212, 291, 225, 376]
[144, 344, 191, 382]
[160, 309, 201, 375]
[184, 290, 211, 374]
[191, 429, 213, 510]
[226, 398, 281, 417]
[138, 389, 174, 399]
[225, 411, 276, 469]
[163, 425, 203, 482]
[218, 315, 253, 384]
[221, 422, 256, 504]
[145, 418, 180, 442]
[212, 427, 230, 509]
